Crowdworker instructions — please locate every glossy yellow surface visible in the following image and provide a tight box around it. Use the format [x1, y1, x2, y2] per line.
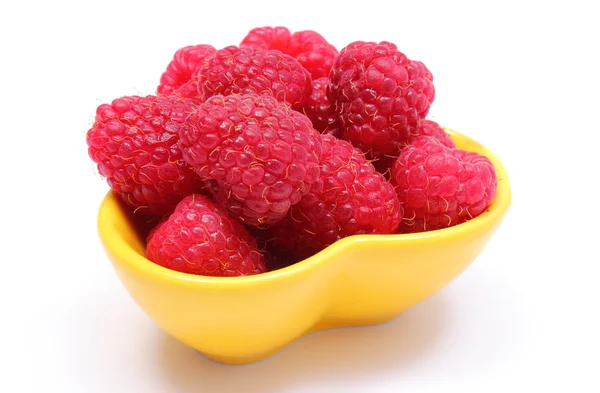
[97, 128, 511, 365]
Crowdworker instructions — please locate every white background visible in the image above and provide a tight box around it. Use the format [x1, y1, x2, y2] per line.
[1, 0, 599, 391]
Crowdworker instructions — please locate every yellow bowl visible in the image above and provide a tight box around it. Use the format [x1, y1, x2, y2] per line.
[97, 128, 511, 365]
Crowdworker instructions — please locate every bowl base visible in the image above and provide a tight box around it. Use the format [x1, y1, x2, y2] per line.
[312, 313, 401, 332]
[200, 343, 294, 365]
[197, 313, 403, 365]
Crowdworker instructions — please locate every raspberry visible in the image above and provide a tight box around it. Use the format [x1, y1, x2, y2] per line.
[157, 44, 216, 99]
[328, 41, 435, 160]
[300, 77, 342, 136]
[146, 218, 166, 244]
[86, 94, 203, 216]
[240, 26, 292, 53]
[289, 30, 339, 79]
[418, 120, 456, 148]
[179, 93, 323, 227]
[145, 194, 267, 276]
[240, 26, 338, 79]
[373, 119, 456, 175]
[171, 79, 203, 101]
[391, 136, 497, 233]
[268, 134, 402, 259]
[198, 46, 311, 109]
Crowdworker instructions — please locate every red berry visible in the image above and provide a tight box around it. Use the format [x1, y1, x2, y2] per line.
[86, 95, 204, 216]
[146, 218, 166, 244]
[300, 77, 342, 136]
[171, 80, 203, 101]
[179, 93, 323, 227]
[241, 26, 338, 79]
[239, 26, 292, 53]
[391, 136, 497, 233]
[157, 44, 216, 99]
[268, 134, 402, 259]
[418, 120, 456, 148]
[373, 119, 456, 175]
[145, 194, 267, 277]
[198, 46, 311, 108]
[328, 41, 435, 160]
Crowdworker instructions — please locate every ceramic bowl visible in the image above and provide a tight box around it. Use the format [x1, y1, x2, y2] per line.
[96, 128, 511, 365]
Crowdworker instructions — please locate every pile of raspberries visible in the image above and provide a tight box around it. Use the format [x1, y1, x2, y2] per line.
[86, 26, 498, 277]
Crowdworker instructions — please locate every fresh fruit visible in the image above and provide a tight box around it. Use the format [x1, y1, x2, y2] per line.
[300, 77, 342, 136]
[146, 194, 267, 276]
[86, 94, 204, 216]
[373, 119, 456, 175]
[178, 93, 323, 227]
[146, 218, 166, 244]
[267, 134, 402, 259]
[157, 44, 216, 100]
[418, 120, 456, 148]
[328, 41, 435, 161]
[86, 27, 501, 277]
[197, 45, 312, 108]
[391, 136, 497, 233]
[240, 26, 338, 79]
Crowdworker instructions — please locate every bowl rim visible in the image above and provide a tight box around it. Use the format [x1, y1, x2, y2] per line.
[97, 127, 512, 288]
